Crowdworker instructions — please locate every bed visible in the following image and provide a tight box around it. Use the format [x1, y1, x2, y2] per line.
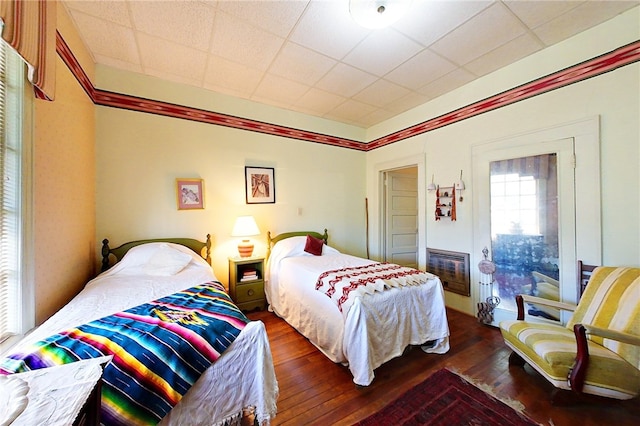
[0, 236, 278, 426]
[265, 230, 450, 386]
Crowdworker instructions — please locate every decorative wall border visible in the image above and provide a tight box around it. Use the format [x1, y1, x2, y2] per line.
[56, 31, 640, 152]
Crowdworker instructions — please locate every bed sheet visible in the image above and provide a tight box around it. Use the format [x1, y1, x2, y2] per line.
[3, 248, 278, 425]
[267, 252, 450, 386]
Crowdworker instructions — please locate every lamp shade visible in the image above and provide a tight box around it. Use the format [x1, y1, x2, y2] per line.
[231, 216, 260, 237]
[349, 0, 411, 29]
[232, 216, 260, 257]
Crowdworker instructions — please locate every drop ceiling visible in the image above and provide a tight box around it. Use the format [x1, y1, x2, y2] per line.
[62, 0, 639, 128]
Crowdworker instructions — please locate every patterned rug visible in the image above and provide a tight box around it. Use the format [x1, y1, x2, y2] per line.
[353, 369, 539, 425]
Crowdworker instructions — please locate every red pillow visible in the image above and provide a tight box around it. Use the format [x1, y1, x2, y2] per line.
[304, 235, 324, 256]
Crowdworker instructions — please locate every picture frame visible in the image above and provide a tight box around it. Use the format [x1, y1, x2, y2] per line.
[245, 166, 275, 204]
[426, 248, 470, 297]
[176, 178, 204, 210]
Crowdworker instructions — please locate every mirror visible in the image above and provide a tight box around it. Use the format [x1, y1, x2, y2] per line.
[490, 153, 560, 320]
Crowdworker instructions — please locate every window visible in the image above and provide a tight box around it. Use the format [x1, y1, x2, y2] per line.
[490, 173, 539, 237]
[0, 39, 32, 345]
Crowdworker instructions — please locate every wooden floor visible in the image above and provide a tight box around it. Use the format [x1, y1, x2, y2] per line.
[247, 308, 639, 426]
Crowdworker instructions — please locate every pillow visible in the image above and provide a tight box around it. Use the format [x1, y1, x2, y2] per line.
[142, 244, 193, 276]
[269, 236, 308, 260]
[304, 235, 324, 256]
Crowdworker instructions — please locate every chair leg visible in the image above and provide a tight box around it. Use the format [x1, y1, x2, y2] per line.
[508, 351, 526, 367]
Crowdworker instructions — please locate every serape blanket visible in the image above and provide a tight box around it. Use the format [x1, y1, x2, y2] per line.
[0, 281, 249, 426]
[315, 263, 435, 316]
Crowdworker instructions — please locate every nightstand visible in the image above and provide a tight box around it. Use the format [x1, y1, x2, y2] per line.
[228, 256, 266, 312]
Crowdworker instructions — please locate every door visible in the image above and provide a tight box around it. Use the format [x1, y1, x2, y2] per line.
[474, 138, 576, 325]
[384, 168, 418, 268]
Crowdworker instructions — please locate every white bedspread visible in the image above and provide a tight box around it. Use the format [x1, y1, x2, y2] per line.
[3, 243, 278, 426]
[266, 241, 449, 386]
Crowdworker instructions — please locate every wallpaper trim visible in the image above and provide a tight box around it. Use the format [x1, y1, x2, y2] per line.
[55, 31, 640, 152]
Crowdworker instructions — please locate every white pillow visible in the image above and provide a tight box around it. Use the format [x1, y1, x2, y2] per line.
[270, 235, 341, 260]
[142, 244, 193, 276]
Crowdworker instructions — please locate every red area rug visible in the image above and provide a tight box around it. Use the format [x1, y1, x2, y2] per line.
[353, 369, 539, 425]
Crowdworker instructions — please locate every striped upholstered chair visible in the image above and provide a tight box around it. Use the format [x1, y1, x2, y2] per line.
[500, 266, 640, 401]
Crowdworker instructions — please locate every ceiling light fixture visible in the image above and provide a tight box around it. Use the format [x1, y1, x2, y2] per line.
[349, 0, 411, 29]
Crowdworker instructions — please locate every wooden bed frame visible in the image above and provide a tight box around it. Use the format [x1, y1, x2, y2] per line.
[266, 229, 328, 259]
[101, 234, 212, 272]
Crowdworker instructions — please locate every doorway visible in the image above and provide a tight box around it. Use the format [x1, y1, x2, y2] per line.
[383, 167, 418, 268]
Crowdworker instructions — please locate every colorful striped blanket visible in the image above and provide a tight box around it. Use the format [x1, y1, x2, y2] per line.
[0, 281, 248, 426]
[315, 263, 435, 316]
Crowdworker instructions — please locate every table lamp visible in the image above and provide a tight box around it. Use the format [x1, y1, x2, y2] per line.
[231, 215, 260, 257]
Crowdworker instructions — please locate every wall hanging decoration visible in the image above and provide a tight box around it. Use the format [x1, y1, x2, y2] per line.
[176, 178, 204, 210]
[245, 167, 275, 204]
[477, 246, 500, 324]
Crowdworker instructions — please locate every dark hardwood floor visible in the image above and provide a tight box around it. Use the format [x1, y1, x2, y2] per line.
[247, 308, 639, 426]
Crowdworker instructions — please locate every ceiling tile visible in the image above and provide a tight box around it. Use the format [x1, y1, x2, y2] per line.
[268, 42, 337, 85]
[385, 91, 433, 115]
[385, 49, 457, 90]
[418, 68, 476, 99]
[315, 63, 377, 97]
[324, 99, 377, 123]
[289, 0, 370, 59]
[357, 108, 398, 127]
[343, 28, 424, 76]
[353, 79, 411, 108]
[395, 0, 492, 46]
[67, 10, 140, 64]
[203, 56, 264, 98]
[253, 73, 310, 106]
[464, 32, 543, 77]
[63, 0, 132, 27]
[210, 11, 285, 71]
[504, 0, 582, 29]
[430, 2, 528, 65]
[532, 1, 639, 46]
[294, 88, 347, 115]
[137, 33, 208, 83]
[218, 0, 308, 38]
[129, 0, 216, 51]
[93, 54, 143, 75]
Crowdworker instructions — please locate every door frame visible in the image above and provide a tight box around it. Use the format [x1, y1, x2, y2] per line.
[373, 155, 426, 270]
[471, 117, 601, 323]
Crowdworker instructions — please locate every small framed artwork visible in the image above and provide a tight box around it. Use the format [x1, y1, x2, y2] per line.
[245, 166, 275, 204]
[426, 248, 470, 296]
[176, 178, 204, 210]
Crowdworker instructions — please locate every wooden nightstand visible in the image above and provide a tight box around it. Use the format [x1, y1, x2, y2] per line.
[228, 256, 266, 312]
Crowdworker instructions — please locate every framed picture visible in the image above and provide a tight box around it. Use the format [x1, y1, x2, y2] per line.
[245, 167, 275, 204]
[176, 178, 204, 210]
[426, 248, 470, 296]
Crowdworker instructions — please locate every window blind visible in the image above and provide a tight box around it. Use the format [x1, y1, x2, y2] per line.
[0, 39, 23, 343]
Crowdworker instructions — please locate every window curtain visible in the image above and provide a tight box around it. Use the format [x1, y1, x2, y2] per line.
[0, 0, 56, 100]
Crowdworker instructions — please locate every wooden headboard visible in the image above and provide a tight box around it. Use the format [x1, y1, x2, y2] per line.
[266, 229, 328, 260]
[101, 234, 212, 272]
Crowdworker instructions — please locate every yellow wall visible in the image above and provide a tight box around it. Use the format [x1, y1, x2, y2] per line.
[94, 91, 367, 288]
[32, 6, 96, 324]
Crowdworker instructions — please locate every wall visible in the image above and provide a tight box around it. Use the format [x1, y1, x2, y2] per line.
[366, 8, 640, 315]
[33, 6, 96, 324]
[94, 73, 367, 288]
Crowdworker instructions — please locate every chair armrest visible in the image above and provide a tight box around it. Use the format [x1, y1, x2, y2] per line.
[583, 324, 640, 346]
[568, 323, 640, 394]
[515, 294, 577, 320]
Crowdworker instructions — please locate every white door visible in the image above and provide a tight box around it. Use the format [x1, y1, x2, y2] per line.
[474, 138, 577, 325]
[384, 169, 418, 268]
